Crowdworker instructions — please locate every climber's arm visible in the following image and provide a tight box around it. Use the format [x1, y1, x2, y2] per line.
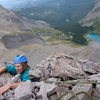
[0, 82, 24, 95]
[0, 67, 7, 74]
[10, 82, 24, 89]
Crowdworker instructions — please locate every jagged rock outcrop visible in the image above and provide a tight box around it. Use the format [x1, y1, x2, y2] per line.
[29, 52, 100, 81]
[0, 53, 100, 100]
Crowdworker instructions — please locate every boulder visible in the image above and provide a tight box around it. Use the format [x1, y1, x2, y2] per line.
[3, 89, 15, 100]
[36, 81, 57, 100]
[0, 73, 12, 86]
[7, 74, 21, 84]
[0, 95, 4, 100]
[15, 81, 34, 100]
[65, 82, 93, 100]
[82, 62, 100, 74]
[29, 52, 86, 81]
[88, 74, 100, 99]
[87, 73, 100, 82]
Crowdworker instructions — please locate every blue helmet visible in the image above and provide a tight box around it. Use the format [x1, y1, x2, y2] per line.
[13, 55, 28, 64]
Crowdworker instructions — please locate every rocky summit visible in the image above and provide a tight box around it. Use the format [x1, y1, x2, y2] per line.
[0, 52, 100, 100]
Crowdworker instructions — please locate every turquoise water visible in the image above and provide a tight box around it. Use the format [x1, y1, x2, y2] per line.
[86, 33, 100, 43]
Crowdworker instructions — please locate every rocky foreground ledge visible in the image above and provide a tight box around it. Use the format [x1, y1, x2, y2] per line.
[0, 52, 100, 100]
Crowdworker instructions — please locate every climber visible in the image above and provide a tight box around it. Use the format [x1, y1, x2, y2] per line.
[0, 55, 31, 94]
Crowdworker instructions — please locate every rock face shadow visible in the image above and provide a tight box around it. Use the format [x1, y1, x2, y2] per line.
[1, 33, 45, 49]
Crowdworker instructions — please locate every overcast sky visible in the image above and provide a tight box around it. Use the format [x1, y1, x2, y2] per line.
[0, 0, 38, 8]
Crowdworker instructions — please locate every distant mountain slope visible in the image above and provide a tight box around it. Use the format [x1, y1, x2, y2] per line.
[0, 5, 49, 33]
[80, 1, 100, 26]
[14, 0, 96, 34]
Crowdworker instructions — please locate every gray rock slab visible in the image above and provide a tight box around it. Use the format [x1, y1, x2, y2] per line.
[37, 82, 57, 100]
[15, 81, 34, 100]
[65, 83, 93, 100]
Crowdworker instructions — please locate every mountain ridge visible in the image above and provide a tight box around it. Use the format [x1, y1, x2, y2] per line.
[80, 0, 100, 27]
[0, 5, 49, 34]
